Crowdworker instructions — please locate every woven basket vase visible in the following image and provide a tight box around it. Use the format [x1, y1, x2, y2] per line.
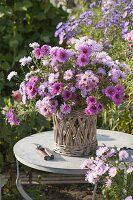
[53, 110, 97, 157]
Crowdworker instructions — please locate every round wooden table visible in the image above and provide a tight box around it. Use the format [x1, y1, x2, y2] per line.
[13, 129, 133, 200]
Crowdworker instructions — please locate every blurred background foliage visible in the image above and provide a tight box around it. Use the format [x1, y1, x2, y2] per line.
[0, 0, 133, 199]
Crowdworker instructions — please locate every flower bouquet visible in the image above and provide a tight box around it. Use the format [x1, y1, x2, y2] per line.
[5, 37, 129, 156]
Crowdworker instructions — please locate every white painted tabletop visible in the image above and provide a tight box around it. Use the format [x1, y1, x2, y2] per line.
[13, 129, 133, 174]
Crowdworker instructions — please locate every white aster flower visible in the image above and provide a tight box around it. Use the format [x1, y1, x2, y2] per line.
[7, 71, 17, 81]
[29, 42, 40, 48]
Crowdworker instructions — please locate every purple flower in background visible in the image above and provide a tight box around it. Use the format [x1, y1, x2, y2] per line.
[50, 82, 63, 95]
[109, 167, 117, 177]
[62, 90, 72, 101]
[90, 2, 96, 9]
[85, 103, 98, 116]
[119, 150, 129, 161]
[86, 96, 96, 105]
[32, 48, 43, 59]
[60, 103, 71, 114]
[57, 48, 69, 62]
[98, 67, 106, 75]
[77, 54, 90, 67]
[64, 69, 73, 80]
[41, 45, 51, 56]
[19, 56, 32, 66]
[6, 109, 20, 126]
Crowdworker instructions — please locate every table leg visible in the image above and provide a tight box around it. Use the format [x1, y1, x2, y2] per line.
[92, 183, 97, 200]
[16, 159, 33, 200]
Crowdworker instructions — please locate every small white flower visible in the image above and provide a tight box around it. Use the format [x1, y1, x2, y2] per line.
[29, 42, 40, 48]
[7, 71, 17, 81]
[19, 56, 32, 66]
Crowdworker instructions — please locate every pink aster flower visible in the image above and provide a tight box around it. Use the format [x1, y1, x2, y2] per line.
[109, 167, 117, 177]
[57, 48, 69, 62]
[19, 56, 32, 66]
[50, 47, 59, 60]
[32, 48, 43, 59]
[105, 178, 112, 188]
[60, 103, 71, 114]
[41, 45, 51, 56]
[50, 82, 63, 95]
[77, 54, 90, 67]
[62, 90, 72, 101]
[126, 167, 133, 174]
[78, 44, 91, 56]
[64, 70, 73, 80]
[48, 73, 59, 84]
[85, 103, 98, 116]
[96, 146, 109, 157]
[86, 96, 96, 105]
[119, 150, 129, 161]
[125, 196, 133, 200]
[6, 109, 20, 126]
[25, 81, 37, 99]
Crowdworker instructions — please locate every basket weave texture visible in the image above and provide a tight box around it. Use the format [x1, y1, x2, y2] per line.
[53, 110, 97, 157]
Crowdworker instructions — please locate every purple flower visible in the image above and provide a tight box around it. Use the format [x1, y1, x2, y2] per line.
[6, 109, 20, 126]
[119, 150, 129, 161]
[115, 84, 124, 93]
[97, 103, 104, 112]
[25, 81, 37, 99]
[86, 96, 96, 105]
[57, 48, 69, 62]
[89, 2, 96, 9]
[112, 91, 123, 106]
[85, 103, 98, 116]
[32, 48, 44, 59]
[50, 82, 63, 95]
[109, 167, 117, 177]
[77, 54, 90, 67]
[104, 86, 116, 98]
[60, 103, 71, 114]
[19, 56, 32, 66]
[62, 90, 72, 101]
[98, 67, 106, 75]
[78, 44, 91, 56]
[41, 45, 51, 56]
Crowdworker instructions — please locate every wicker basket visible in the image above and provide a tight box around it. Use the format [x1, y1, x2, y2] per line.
[53, 110, 97, 157]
